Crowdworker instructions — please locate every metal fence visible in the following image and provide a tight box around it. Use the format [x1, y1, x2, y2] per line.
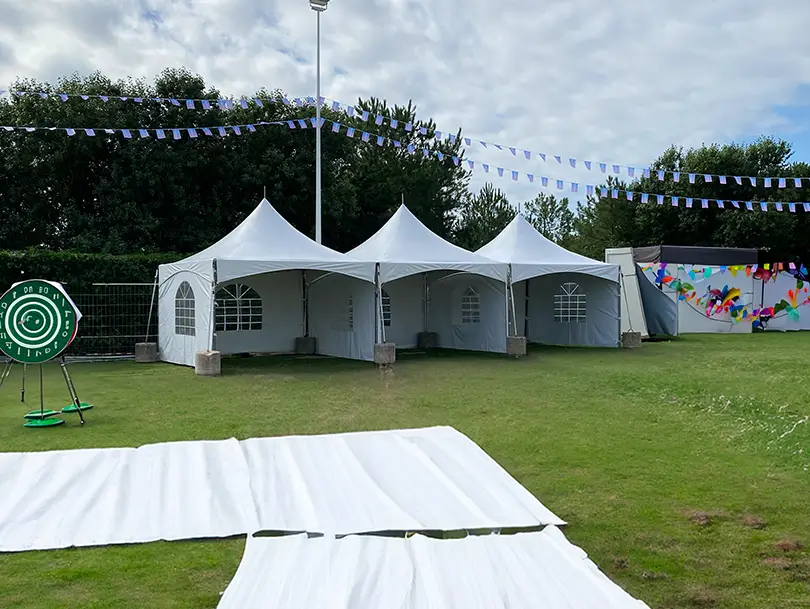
[67, 283, 158, 357]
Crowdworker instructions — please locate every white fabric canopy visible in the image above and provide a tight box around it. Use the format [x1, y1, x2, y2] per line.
[0, 426, 562, 552]
[218, 528, 650, 609]
[348, 205, 507, 283]
[477, 214, 619, 283]
[160, 198, 375, 285]
[157, 199, 377, 366]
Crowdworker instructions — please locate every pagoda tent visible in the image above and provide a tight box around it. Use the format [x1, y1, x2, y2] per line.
[345, 205, 509, 353]
[157, 199, 377, 366]
[477, 214, 621, 347]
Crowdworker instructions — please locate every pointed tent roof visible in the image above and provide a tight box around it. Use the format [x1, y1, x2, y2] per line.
[348, 205, 507, 283]
[170, 199, 375, 283]
[477, 214, 619, 283]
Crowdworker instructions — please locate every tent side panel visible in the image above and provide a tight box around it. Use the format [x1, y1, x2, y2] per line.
[427, 273, 507, 354]
[158, 264, 212, 366]
[605, 248, 648, 338]
[381, 275, 424, 348]
[525, 273, 620, 347]
[214, 271, 302, 355]
[308, 274, 375, 361]
[635, 266, 678, 336]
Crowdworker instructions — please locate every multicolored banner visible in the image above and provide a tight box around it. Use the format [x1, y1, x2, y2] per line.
[642, 262, 810, 327]
[3, 116, 810, 211]
[3, 89, 810, 189]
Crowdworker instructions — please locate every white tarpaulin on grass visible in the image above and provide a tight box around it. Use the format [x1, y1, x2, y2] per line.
[0, 426, 562, 552]
[242, 426, 563, 534]
[0, 439, 257, 552]
[218, 528, 650, 609]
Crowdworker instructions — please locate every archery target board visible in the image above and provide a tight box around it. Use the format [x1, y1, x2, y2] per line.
[0, 280, 82, 364]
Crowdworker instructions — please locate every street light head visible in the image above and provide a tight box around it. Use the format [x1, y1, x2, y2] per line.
[309, 0, 330, 11]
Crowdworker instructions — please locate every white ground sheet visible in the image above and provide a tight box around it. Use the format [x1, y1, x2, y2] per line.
[0, 426, 563, 552]
[217, 527, 650, 609]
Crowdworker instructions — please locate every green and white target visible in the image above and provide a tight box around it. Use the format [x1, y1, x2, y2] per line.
[0, 280, 82, 364]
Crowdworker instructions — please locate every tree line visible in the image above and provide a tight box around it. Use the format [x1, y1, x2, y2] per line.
[2, 68, 809, 262]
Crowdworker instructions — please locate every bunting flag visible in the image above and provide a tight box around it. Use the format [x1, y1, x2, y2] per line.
[3, 89, 810, 189]
[0, 120, 286, 139]
[3, 115, 810, 211]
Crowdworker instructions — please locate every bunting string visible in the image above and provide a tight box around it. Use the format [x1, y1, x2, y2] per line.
[3, 89, 809, 189]
[2, 115, 810, 211]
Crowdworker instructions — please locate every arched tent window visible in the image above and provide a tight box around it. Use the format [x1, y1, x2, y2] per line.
[554, 282, 586, 322]
[461, 287, 481, 324]
[347, 295, 354, 331]
[381, 289, 391, 327]
[215, 284, 262, 332]
[175, 281, 196, 336]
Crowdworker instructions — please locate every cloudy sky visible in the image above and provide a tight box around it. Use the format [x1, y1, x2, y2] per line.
[2, 0, 810, 206]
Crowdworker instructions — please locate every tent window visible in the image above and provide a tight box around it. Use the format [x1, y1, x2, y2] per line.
[461, 287, 481, 324]
[381, 289, 391, 327]
[347, 295, 354, 331]
[175, 281, 196, 336]
[215, 284, 262, 332]
[554, 282, 586, 323]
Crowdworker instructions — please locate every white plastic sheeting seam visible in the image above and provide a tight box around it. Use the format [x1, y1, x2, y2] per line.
[0, 426, 563, 552]
[217, 527, 650, 609]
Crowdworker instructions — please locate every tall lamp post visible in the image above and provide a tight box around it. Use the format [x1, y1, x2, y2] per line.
[309, 0, 330, 244]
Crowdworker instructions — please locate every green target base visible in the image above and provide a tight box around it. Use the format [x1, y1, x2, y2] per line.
[23, 409, 62, 420]
[61, 402, 93, 413]
[24, 417, 65, 428]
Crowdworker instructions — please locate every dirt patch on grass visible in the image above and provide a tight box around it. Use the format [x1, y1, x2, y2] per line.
[640, 571, 669, 581]
[741, 514, 767, 529]
[775, 538, 803, 552]
[612, 557, 628, 570]
[683, 509, 726, 527]
[762, 556, 793, 570]
[683, 585, 720, 607]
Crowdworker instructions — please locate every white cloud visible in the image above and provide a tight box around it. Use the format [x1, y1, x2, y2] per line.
[2, 0, 810, 206]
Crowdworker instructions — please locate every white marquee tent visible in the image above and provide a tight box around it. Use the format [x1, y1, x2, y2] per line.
[157, 199, 377, 366]
[345, 205, 509, 353]
[478, 214, 621, 347]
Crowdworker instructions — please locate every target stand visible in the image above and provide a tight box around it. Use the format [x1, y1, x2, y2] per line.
[0, 279, 92, 428]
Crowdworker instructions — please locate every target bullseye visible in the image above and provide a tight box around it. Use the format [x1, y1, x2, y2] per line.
[0, 280, 81, 364]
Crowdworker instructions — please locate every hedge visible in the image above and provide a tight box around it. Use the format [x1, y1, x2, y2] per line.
[0, 250, 181, 291]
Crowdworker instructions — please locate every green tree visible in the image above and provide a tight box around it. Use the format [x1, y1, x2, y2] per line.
[336, 97, 470, 250]
[522, 192, 575, 246]
[452, 182, 514, 251]
[0, 71, 474, 254]
[573, 138, 808, 260]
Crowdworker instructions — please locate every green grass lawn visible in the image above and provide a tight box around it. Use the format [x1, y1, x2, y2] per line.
[0, 334, 809, 609]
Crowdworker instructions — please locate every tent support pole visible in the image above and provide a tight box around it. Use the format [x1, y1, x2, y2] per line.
[208, 259, 218, 351]
[509, 278, 517, 336]
[302, 271, 309, 337]
[144, 269, 158, 342]
[504, 268, 511, 338]
[422, 273, 428, 332]
[375, 264, 384, 343]
[523, 279, 530, 337]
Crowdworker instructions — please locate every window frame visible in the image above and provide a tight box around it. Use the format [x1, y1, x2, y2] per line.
[554, 281, 587, 323]
[174, 281, 196, 336]
[461, 286, 481, 324]
[215, 283, 263, 332]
